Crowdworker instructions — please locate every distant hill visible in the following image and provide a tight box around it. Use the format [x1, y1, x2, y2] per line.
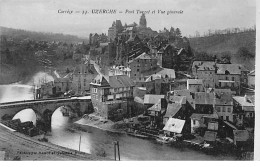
[189, 31, 256, 70]
[0, 26, 87, 43]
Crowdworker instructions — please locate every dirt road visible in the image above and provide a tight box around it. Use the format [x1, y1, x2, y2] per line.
[0, 125, 110, 161]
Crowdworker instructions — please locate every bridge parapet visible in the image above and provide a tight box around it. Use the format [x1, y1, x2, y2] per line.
[0, 96, 93, 131]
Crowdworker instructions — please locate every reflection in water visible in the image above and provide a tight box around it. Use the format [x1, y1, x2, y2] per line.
[0, 71, 238, 160]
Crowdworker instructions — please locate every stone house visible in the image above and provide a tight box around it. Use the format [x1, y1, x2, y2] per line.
[194, 92, 215, 114]
[190, 113, 218, 134]
[215, 64, 248, 95]
[53, 77, 72, 95]
[127, 52, 158, 86]
[214, 90, 234, 122]
[187, 79, 204, 93]
[192, 61, 216, 88]
[233, 95, 255, 127]
[109, 65, 131, 77]
[90, 74, 135, 121]
[157, 44, 176, 69]
[72, 61, 98, 95]
[40, 81, 55, 99]
[143, 94, 165, 109]
[247, 70, 255, 88]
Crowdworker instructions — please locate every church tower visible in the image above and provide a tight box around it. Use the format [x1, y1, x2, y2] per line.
[139, 13, 147, 28]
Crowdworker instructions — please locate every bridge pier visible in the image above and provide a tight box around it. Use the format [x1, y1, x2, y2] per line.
[0, 97, 93, 132]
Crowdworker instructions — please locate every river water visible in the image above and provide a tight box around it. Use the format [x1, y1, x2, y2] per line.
[0, 72, 238, 160]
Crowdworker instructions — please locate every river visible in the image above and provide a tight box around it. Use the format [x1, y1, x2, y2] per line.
[0, 72, 238, 160]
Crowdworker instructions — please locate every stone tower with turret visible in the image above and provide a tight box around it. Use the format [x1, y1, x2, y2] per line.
[139, 13, 147, 28]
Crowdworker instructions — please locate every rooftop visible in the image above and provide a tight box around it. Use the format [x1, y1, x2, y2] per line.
[190, 113, 218, 120]
[144, 94, 165, 104]
[109, 75, 135, 88]
[136, 52, 154, 60]
[156, 68, 176, 79]
[248, 70, 255, 76]
[168, 95, 186, 105]
[91, 74, 110, 87]
[148, 99, 161, 112]
[215, 92, 233, 106]
[164, 103, 182, 118]
[216, 64, 248, 75]
[187, 79, 203, 85]
[194, 92, 215, 105]
[233, 96, 254, 107]
[192, 61, 215, 71]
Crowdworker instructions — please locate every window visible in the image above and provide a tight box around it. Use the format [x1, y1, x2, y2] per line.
[137, 69, 139, 72]
[216, 107, 221, 112]
[227, 108, 231, 113]
[220, 116, 223, 120]
[226, 116, 229, 121]
[93, 88, 97, 93]
[226, 76, 228, 80]
[249, 113, 253, 117]
[232, 77, 235, 81]
[193, 120, 196, 125]
[222, 107, 226, 112]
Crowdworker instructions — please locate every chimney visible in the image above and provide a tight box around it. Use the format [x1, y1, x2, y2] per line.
[244, 94, 247, 102]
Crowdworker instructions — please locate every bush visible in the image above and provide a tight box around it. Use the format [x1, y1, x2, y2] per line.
[92, 147, 106, 157]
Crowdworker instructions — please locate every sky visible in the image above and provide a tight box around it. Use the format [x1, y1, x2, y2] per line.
[0, 0, 256, 38]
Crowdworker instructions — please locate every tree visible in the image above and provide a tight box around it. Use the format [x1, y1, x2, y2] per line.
[220, 52, 232, 64]
[175, 28, 182, 38]
[170, 27, 175, 34]
[237, 47, 254, 59]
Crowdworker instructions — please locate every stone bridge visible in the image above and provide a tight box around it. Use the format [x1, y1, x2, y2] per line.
[0, 96, 93, 131]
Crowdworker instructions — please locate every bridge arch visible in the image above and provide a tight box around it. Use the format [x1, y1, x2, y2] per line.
[12, 108, 37, 125]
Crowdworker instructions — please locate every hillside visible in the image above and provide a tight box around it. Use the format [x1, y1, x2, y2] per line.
[189, 31, 256, 70]
[0, 26, 87, 43]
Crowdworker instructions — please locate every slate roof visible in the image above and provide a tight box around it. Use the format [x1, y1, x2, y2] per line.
[177, 48, 186, 55]
[233, 96, 254, 107]
[190, 113, 218, 120]
[173, 89, 194, 106]
[248, 70, 255, 76]
[135, 52, 153, 60]
[168, 95, 186, 105]
[109, 75, 135, 88]
[192, 61, 215, 71]
[164, 103, 182, 118]
[163, 118, 185, 133]
[215, 92, 233, 106]
[216, 64, 248, 75]
[145, 74, 163, 82]
[91, 74, 110, 87]
[156, 68, 176, 79]
[187, 79, 203, 85]
[148, 99, 161, 112]
[144, 94, 165, 104]
[194, 92, 215, 105]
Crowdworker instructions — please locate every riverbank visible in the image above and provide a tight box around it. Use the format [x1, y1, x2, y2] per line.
[74, 114, 128, 134]
[0, 125, 111, 161]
